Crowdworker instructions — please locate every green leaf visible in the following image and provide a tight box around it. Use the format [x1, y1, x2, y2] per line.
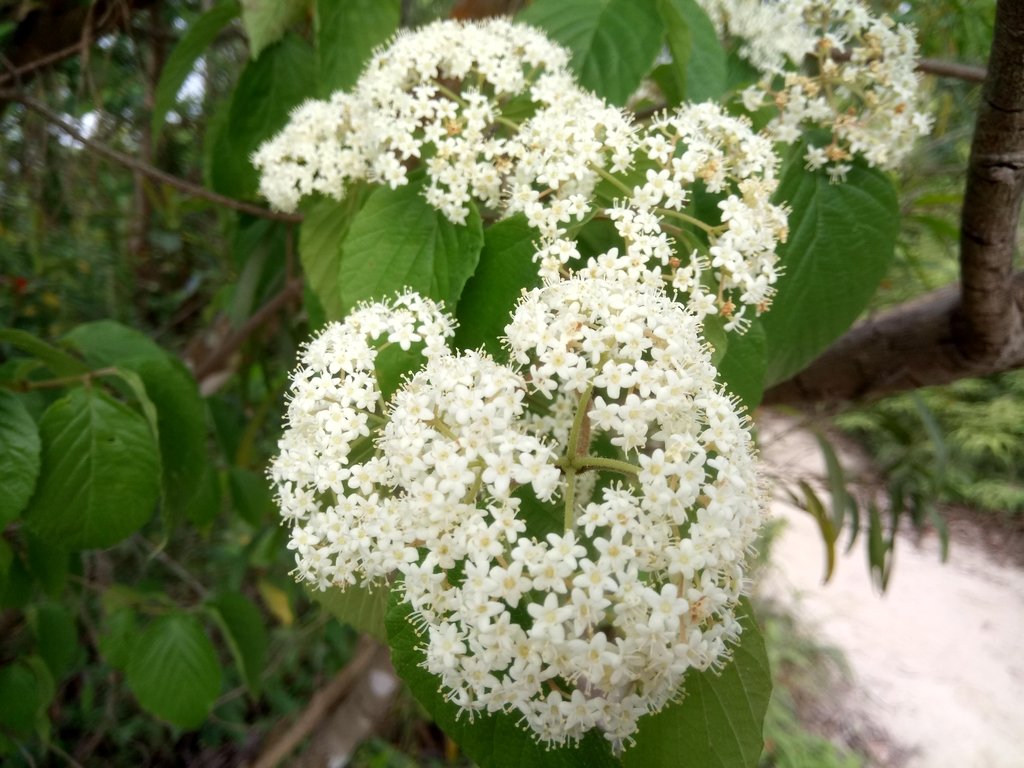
[716, 321, 766, 410]
[135, 358, 208, 524]
[30, 602, 79, 680]
[762, 153, 898, 385]
[623, 600, 770, 768]
[518, 0, 663, 106]
[657, 0, 727, 103]
[0, 390, 41, 526]
[109, 367, 161, 442]
[228, 467, 275, 525]
[209, 592, 268, 695]
[0, 657, 54, 737]
[152, 1, 241, 142]
[311, 584, 388, 641]
[125, 613, 222, 730]
[64, 320, 166, 364]
[209, 34, 316, 200]
[25, 388, 161, 550]
[98, 608, 139, 670]
[315, 0, 399, 95]
[454, 214, 542, 358]
[187, 463, 223, 528]
[241, 0, 309, 59]
[386, 595, 619, 768]
[299, 187, 371, 320]
[339, 179, 484, 314]
[814, 432, 854, 530]
[26, 535, 69, 597]
[63, 322, 209, 526]
[796, 480, 837, 583]
[0, 328, 88, 377]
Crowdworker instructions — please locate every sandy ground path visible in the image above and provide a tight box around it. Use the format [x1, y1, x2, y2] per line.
[757, 416, 1024, 768]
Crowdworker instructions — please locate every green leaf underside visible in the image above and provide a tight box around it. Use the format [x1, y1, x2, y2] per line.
[299, 189, 370, 320]
[518, 0, 663, 106]
[762, 151, 898, 385]
[339, 179, 484, 314]
[241, 0, 309, 60]
[152, 1, 241, 141]
[622, 599, 770, 768]
[0, 390, 41, 526]
[125, 613, 222, 729]
[389, 593, 768, 768]
[454, 214, 543, 359]
[209, 592, 269, 694]
[657, 0, 727, 103]
[315, 0, 400, 95]
[310, 583, 388, 641]
[386, 595, 620, 768]
[25, 388, 160, 550]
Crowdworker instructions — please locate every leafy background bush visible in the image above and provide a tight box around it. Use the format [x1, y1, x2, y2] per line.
[0, 0, 1008, 764]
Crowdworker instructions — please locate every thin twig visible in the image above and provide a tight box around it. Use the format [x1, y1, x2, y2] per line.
[916, 57, 987, 84]
[250, 635, 383, 768]
[0, 41, 88, 85]
[0, 89, 302, 223]
[191, 277, 304, 385]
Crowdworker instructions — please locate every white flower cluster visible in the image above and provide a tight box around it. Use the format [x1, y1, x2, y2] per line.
[254, 19, 788, 326]
[701, 0, 932, 179]
[253, 18, 573, 222]
[271, 291, 454, 589]
[575, 103, 788, 331]
[271, 280, 766, 751]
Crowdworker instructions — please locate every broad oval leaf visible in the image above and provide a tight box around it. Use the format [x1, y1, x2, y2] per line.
[0, 390, 41, 526]
[30, 601, 79, 680]
[63, 319, 167, 365]
[125, 613, 222, 730]
[299, 187, 371, 321]
[25, 388, 160, 550]
[63, 322, 208, 526]
[622, 600, 771, 768]
[209, 34, 316, 200]
[310, 584, 388, 641]
[386, 595, 619, 768]
[315, 0, 399, 95]
[209, 592, 268, 695]
[657, 0, 727, 103]
[0, 656, 54, 737]
[762, 153, 898, 385]
[716, 321, 766, 410]
[454, 214, 543, 359]
[518, 0, 663, 106]
[241, 0, 308, 60]
[339, 179, 484, 314]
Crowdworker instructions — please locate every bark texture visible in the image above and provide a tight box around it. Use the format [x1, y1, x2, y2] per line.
[766, 0, 1024, 406]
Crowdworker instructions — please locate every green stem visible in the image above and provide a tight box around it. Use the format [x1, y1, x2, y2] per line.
[426, 415, 459, 442]
[432, 80, 467, 107]
[3, 366, 118, 392]
[495, 115, 521, 132]
[574, 456, 641, 476]
[560, 383, 594, 531]
[656, 207, 721, 236]
[590, 164, 633, 197]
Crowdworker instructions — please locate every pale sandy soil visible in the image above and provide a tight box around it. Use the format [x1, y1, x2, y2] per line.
[757, 415, 1024, 768]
